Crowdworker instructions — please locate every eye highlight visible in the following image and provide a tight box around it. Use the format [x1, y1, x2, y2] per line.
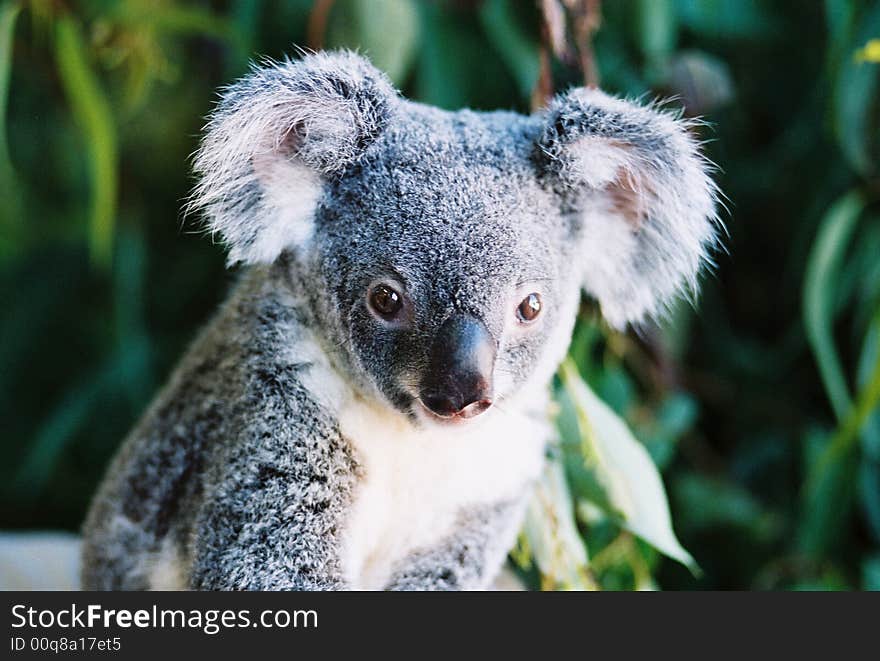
[368, 284, 404, 319]
[516, 293, 542, 323]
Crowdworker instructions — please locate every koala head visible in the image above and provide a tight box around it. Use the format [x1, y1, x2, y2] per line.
[190, 51, 719, 426]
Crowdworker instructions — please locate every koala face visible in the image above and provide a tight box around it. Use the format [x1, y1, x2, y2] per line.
[313, 105, 578, 422]
[189, 51, 719, 425]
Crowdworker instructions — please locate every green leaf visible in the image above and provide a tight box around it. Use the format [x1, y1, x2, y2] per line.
[857, 307, 880, 460]
[674, 0, 775, 38]
[54, 14, 118, 268]
[595, 366, 635, 415]
[12, 337, 150, 499]
[799, 193, 877, 556]
[0, 1, 19, 176]
[522, 458, 594, 590]
[857, 306, 880, 542]
[824, 0, 855, 44]
[673, 474, 782, 543]
[413, 2, 515, 111]
[111, 2, 245, 46]
[800, 328, 880, 556]
[644, 392, 698, 470]
[230, 0, 262, 72]
[858, 460, 880, 544]
[637, 0, 676, 81]
[327, 0, 420, 86]
[478, 0, 539, 101]
[832, 2, 880, 174]
[803, 190, 864, 421]
[0, 0, 21, 243]
[559, 359, 698, 573]
[864, 554, 880, 590]
[414, 3, 472, 110]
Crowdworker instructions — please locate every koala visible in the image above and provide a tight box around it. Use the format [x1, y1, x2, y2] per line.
[81, 51, 718, 590]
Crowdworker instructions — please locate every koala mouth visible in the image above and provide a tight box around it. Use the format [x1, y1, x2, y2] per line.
[415, 397, 493, 425]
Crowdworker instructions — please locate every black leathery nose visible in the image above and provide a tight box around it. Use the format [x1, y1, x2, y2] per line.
[419, 314, 496, 418]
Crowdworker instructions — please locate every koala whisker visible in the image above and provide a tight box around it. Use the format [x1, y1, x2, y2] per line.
[515, 277, 555, 287]
[488, 393, 515, 418]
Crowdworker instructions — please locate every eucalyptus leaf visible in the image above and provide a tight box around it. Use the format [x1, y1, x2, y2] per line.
[863, 554, 880, 590]
[803, 190, 864, 420]
[328, 0, 420, 86]
[801, 330, 880, 556]
[0, 0, 19, 176]
[857, 310, 880, 543]
[858, 460, 880, 544]
[54, 14, 118, 268]
[673, 474, 782, 542]
[559, 359, 698, 572]
[522, 458, 593, 590]
[674, 0, 775, 38]
[856, 307, 880, 460]
[637, 0, 676, 81]
[478, 0, 539, 101]
[832, 1, 880, 175]
[0, 0, 21, 241]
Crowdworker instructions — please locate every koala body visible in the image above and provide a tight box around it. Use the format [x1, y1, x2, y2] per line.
[81, 51, 718, 590]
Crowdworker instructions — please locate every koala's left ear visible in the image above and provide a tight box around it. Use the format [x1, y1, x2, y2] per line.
[189, 51, 396, 265]
[537, 88, 720, 328]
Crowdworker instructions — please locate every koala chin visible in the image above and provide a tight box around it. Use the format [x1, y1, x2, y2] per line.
[81, 51, 720, 590]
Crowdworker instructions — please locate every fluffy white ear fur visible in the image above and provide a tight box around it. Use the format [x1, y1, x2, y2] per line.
[244, 155, 322, 265]
[540, 88, 721, 329]
[188, 51, 395, 265]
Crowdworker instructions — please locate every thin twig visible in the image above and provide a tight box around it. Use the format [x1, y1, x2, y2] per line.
[531, 41, 554, 111]
[532, 0, 603, 109]
[306, 0, 335, 51]
[568, 0, 601, 88]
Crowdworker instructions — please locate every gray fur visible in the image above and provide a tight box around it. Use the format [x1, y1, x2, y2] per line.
[82, 51, 719, 590]
[82, 269, 360, 590]
[188, 51, 396, 265]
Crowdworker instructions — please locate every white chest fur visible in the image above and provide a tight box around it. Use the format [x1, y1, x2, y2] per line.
[335, 396, 548, 590]
[273, 320, 557, 590]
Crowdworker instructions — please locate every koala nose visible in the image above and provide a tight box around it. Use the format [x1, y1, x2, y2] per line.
[419, 315, 496, 419]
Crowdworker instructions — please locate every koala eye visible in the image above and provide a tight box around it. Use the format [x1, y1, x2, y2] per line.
[516, 293, 542, 323]
[368, 284, 404, 320]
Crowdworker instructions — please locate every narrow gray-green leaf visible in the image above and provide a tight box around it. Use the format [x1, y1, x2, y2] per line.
[857, 306, 880, 459]
[832, 1, 880, 175]
[560, 359, 698, 572]
[522, 458, 593, 590]
[328, 0, 420, 86]
[113, 4, 247, 66]
[54, 15, 118, 267]
[478, 0, 540, 100]
[0, 1, 20, 179]
[803, 190, 864, 420]
[801, 330, 880, 556]
[0, 0, 21, 241]
[637, 0, 676, 81]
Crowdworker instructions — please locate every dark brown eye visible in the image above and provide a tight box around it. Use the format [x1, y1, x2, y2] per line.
[517, 293, 542, 323]
[369, 284, 403, 319]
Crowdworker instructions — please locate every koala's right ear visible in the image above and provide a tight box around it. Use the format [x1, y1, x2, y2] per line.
[188, 51, 396, 265]
[536, 88, 720, 329]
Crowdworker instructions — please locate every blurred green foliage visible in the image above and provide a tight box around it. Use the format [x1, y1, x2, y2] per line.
[1, 0, 878, 590]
